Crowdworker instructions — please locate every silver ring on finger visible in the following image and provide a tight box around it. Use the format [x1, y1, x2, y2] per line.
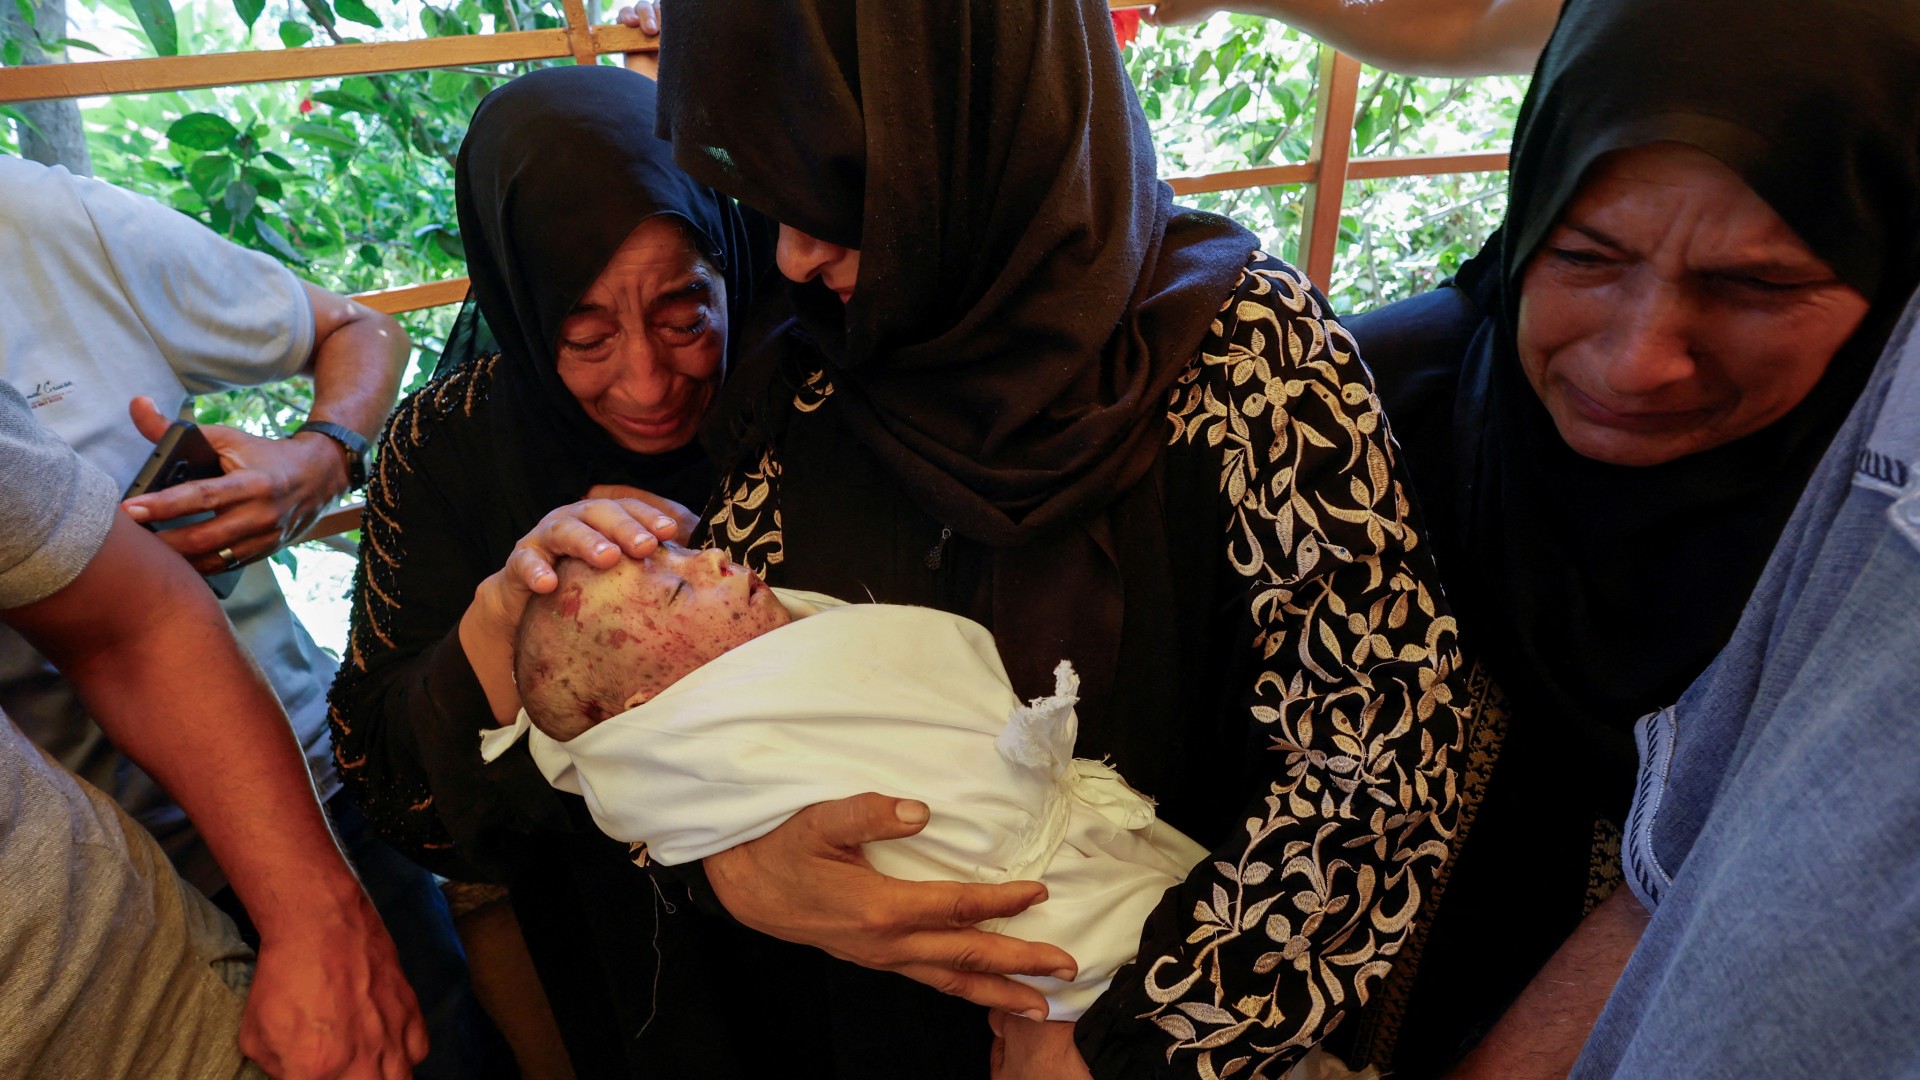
[218, 546, 240, 572]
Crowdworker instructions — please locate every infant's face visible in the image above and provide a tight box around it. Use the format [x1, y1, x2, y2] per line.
[553, 543, 791, 709]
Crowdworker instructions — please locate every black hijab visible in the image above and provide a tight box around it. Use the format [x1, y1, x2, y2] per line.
[1450, 0, 1920, 801]
[657, 0, 1255, 545]
[654, 0, 1255, 724]
[442, 64, 776, 518]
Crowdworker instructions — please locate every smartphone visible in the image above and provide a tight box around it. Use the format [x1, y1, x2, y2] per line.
[122, 421, 243, 599]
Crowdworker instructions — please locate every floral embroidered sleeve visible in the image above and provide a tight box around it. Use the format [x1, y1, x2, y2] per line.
[1076, 253, 1470, 1079]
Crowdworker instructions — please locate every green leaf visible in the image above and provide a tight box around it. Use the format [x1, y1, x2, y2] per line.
[311, 89, 378, 113]
[253, 216, 307, 263]
[260, 150, 295, 170]
[291, 120, 359, 150]
[223, 179, 258, 226]
[244, 165, 284, 201]
[415, 224, 464, 260]
[44, 36, 107, 55]
[278, 19, 313, 48]
[2, 39, 22, 67]
[333, 0, 382, 29]
[128, 0, 179, 57]
[168, 112, 241, 151]
[186, 153, 235, 195]
[11, 0, 34, 30]
[233, 0, 265, 30]
[427, 69, 467, 101]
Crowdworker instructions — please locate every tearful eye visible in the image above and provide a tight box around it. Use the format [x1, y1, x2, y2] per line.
[1548, 247, 1615, 268]
[1731, 276, 1802, 294]
[661, 313, 711, 339]
[560, 335, 613, 355]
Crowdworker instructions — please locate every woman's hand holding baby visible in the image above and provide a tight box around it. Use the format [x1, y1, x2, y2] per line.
[460, 492, 692, 724]
[705, 791, 1079, 1019]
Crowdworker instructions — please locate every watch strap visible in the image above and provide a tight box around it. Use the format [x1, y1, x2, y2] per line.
[295, 420, 371, 490]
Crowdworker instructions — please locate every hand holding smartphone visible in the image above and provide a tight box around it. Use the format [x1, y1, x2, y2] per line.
[123, 421, 244, 598]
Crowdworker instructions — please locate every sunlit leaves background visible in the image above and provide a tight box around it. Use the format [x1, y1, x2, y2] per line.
[2, 2, 1524, 650]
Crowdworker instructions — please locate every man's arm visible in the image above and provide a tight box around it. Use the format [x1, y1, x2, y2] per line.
[5, 510, 427, 1079]
[1445, 888, 1651, 1079]
[123, 280, 410, 571]
[1148, 0, 1560, 76]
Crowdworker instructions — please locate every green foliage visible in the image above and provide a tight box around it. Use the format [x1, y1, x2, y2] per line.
[1125, 14, 1319, 258]
[47, 0, 574, 405]
[1123, 18, 1525, 314]
[127, 0, 176, 56]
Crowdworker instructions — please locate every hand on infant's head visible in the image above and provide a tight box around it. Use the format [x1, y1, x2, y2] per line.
[515, 543, 789, 741]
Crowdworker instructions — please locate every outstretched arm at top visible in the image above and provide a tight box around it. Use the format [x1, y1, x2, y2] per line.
[1149, 0, 1559, 76]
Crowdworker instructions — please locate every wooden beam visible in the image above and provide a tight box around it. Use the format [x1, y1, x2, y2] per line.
[295, 501, 365, 545]
[0, 23, 658, 104]
[1167, 162, 1316, 197]
[1296, 47, 1363, 289]
[1347, 151, 1509, 180]
[559, 0, 598, 66]
[0, 30, 568, 102]
[1168, 151, 1507, 197]
[352, 277, 470, 315]
[589, 23, 656, 55]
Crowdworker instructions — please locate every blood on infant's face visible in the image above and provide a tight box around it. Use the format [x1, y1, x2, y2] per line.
[516, 543, 791, 740]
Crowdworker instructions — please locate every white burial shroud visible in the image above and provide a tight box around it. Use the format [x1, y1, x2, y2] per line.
[480, 589, 1207, 1018]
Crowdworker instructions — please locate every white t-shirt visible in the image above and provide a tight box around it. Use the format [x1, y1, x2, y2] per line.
[0, 155, 339, 893]
[0, 376, 255, 1080]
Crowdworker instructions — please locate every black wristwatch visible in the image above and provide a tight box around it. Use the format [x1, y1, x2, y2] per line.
[295, 420, 371, 491]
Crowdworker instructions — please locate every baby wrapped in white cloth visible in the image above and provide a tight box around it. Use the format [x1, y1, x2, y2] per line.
[478, 543, 1206, 1019]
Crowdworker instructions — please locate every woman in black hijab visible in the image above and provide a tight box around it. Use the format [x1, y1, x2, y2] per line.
[644, 2, 1472, 1077]
[1340, 0, 1920, 1071]
[326, 64, 774, 1074]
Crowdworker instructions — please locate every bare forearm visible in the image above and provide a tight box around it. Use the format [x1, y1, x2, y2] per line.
[302, 283, 408, 438]
[11, 514, 365, 932]
[1157, 0, 1559, 76]
[1446, 888, 1651, 1080]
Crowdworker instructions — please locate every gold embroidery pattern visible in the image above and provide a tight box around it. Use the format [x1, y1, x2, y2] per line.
[700, 370, 835, 570]
[704, 445, 786, 573]
[329, 359, 499, 854]
[793, 367, 835, 413]
[1143, 253, 1468, 1079]
[1342, 659, 1510, 1066]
